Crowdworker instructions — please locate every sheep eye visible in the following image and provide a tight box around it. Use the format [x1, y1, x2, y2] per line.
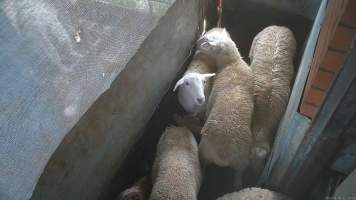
[185, 82, 189, 86]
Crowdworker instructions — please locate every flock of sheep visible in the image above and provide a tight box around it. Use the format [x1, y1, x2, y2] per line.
[118, 25, 296, 200]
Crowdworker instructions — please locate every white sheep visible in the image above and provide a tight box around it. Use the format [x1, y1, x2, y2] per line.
[247, 25, 296, 184]
[117, 176, 151, 200]
[174, 51, 216, 116]
[196, 28, 254, 187]
[149, 126, 202, 200]
[216, 187, 291, 200]
[173, 51, 216, 135]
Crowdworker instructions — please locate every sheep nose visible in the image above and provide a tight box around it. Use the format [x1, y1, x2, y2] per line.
[197, 97, 204, 104]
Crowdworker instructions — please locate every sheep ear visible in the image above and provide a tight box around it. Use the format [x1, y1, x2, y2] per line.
[173, 77, 185, 92]
[201, 73, 216, 80]
[208, 40, 219, 46]
[222, 28, 230, 38]
[200, 41, 209, 48]
[200, 40, 218, 50]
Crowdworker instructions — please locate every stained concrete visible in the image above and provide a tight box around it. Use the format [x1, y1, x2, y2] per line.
[0, 0, 202, 199]
[30, 0, 203, 200]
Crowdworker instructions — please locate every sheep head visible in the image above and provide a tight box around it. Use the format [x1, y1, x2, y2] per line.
[173, 72, 215, 115]
[197, 28, 241, 67]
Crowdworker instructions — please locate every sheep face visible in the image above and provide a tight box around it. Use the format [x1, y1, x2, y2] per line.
[197, 28, 232, 51]
[199, 28, 231, 43]
[174, 72, 215, 115]
[197, 28, 238, 65]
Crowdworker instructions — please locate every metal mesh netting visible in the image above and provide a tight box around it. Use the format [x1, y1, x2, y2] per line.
[0, 0, 174, 199]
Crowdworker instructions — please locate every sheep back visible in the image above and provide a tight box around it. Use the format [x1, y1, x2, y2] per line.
[149, 126, 201, 200]
[246, 25, 296, 186]
[199, 54, 254, 172]
[249, 25, 296, 146]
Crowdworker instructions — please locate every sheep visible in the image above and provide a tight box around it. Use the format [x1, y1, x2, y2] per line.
[173, 51, 216, 135]
[149, 126, 202, 200]
[246, 25, 296, 184]
[216, 187, 292, 200]
[173, 51, 216, 116]
[117, 176, 151, 200]
[196, 28, 254, 188]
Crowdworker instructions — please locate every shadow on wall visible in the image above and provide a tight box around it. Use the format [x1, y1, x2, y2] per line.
[106, 77, 185, 199]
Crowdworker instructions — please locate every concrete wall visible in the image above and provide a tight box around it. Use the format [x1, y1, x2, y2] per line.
[30, 0, 203, 199]
[0, 0, 173, 199]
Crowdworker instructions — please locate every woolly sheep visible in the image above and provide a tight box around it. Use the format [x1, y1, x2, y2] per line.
[117, 176, 151, 200]
[173, 51, 216, 135]
[247, 25, 296, 183]
[149, 126, 202, 200]
[196, 28, 254, 187]
[173, 51, 216, 116]
[216, 187, 291, 200]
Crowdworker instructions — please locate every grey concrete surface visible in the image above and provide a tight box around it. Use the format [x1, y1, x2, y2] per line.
[30, 0, 203, 200]
[0, 0, 201, 199]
